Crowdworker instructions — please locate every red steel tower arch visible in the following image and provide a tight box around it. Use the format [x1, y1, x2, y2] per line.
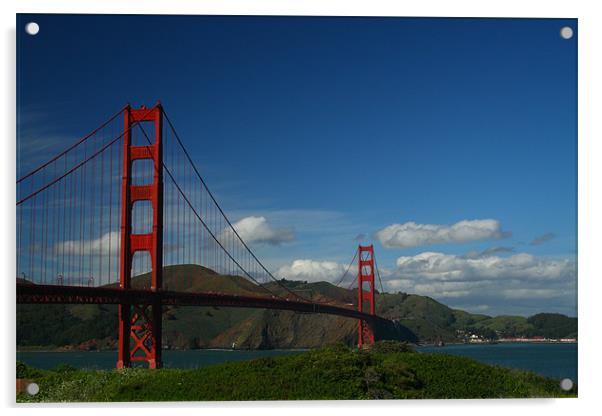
[117, 104, 164, 369]
[357, 244, 376, 347]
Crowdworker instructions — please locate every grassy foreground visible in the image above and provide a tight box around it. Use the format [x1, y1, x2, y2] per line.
[17, 342, 576, 402]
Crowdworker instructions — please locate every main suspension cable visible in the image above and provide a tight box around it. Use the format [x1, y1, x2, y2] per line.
[16, 106, 157, 206]
[17, 105, 127, 183]
[333, 247, 358, 287]
[134, 119, 296, 301]
[374, 252, 385, 295]
[160, 108, 314, 303]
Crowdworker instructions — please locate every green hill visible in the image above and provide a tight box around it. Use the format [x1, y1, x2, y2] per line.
[16, 342, 575, 402]
[17, 264, 577, 350]
[466, 313, 578, 339]
[527, 313, 578, 338]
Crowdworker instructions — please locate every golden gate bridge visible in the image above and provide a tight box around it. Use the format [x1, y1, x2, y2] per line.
[16, 103, 391, 369]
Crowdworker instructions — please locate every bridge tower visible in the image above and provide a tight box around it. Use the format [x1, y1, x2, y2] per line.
[117, 104, 164, 369]
[357, 245, 376, 347]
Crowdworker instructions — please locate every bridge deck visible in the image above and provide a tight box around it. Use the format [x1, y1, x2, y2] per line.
[16, 283, 387, 323]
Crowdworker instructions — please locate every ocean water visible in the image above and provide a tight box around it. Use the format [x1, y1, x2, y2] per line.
[17, 342, 577, 381]
[17, 349, 305, 371]
[418, 342, 577, 381]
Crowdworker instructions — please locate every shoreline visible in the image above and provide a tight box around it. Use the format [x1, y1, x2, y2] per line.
[418, 341, 578, 347]
[17, 347, 311, 353]
[18, 341, 577, 354]
[17, 343, 577, 401]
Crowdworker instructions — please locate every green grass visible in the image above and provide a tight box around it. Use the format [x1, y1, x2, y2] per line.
[16, 342, 576, 402]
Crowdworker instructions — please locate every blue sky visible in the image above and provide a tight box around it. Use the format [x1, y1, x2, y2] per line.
[17, 14, 577, 316]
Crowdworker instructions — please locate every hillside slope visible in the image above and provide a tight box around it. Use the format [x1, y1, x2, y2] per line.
[17, 264, 577, 349]
[18, 265, 414, 349]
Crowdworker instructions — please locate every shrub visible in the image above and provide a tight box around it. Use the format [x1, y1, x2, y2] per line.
[52, 363, 77, 373]
[370, 340, 415, 354]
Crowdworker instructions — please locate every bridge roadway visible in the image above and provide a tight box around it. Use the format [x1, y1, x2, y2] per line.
[16, 283, 389, 325]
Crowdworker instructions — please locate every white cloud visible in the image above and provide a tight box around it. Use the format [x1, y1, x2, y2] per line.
[500, 288, 563, 300]
[375, 219, 508, 249]
[530, 232, 556, 246]
[270, 248, 576, 316]
[448, 304, 491, 313]
[276, 259, 349, 283]
[462, 246, 514, 259]
[383, 251, 576, 311]
[224, 216, 294, 246]
[56, 231, 120, 256]
[394, 252, 572, 282]
[270, 247, 576, 316]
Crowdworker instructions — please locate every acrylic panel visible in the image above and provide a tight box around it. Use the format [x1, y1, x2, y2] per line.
[16, 14, 577, 402]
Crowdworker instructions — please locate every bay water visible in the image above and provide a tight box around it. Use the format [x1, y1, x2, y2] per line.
[17, 342, 577, 381]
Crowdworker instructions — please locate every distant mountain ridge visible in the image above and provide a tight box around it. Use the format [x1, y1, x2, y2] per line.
[17, 264, 577, 350]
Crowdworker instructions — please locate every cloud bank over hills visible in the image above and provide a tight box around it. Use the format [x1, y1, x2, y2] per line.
[375, 219, 509, 249]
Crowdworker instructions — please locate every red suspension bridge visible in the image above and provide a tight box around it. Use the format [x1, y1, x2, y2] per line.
[16, 103, 391, 369]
